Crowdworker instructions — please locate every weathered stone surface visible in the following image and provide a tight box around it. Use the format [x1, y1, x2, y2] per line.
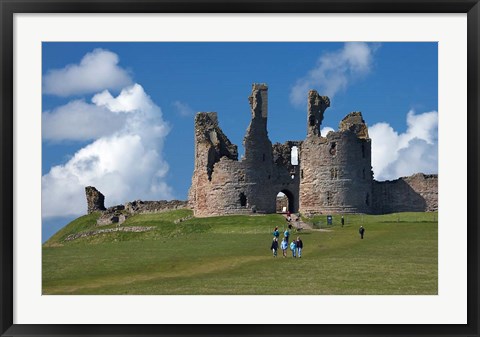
[339, 112, 369, 139]
[192, 112, 238, 181]
[188, 83, 438, 217]
[299, 124, 373, 215]
[96, 204, 128, 226]
[372, 173, 438, 213]
[96, 199, 189, 226]
[85, 186, 106, 214]
[84, 186, 189, 226]
[124, 200, 188, 213]
[189, 84, 299, 217]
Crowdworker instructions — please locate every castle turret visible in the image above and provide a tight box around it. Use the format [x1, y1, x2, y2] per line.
[300, 104, 373, 214]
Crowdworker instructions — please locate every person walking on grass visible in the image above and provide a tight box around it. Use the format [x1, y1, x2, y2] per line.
[281, 237, 288, 258]
[270, 237, 278, 257]
[290, 239, 297, 258]
[341, 215, 344, 227]
[296, 236, 303, 258]
[359, 225, 365, 239]
[273, 226, 280, 239]
[284, 228, 290, 243]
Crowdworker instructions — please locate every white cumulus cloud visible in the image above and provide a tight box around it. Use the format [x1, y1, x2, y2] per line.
[42, 99, 127, 141]
[369, 110, 438, 181]
[43, 48, 133, 97]
[42, 84, 173, 218]
[172, 101, 194, 117]
[321, 126, 335, 137]
[290, 42, 378, 106]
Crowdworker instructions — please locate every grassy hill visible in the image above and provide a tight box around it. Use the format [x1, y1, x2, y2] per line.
[42, 210, 437, 295]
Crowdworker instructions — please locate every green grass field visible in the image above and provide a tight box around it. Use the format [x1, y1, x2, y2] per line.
[42, 210, 437, 295]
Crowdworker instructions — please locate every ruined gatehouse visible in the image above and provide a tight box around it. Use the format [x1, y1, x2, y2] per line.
[188, 83, 438, 217]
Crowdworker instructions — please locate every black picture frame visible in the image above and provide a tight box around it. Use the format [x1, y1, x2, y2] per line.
[1, 1, 479, 336]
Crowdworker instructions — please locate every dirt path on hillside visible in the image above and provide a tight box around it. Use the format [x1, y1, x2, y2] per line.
[281, 214, 331, 232]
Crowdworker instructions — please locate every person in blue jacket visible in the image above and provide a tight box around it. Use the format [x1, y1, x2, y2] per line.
[280, 237, 288, 258]
[284, 228, 290, 243]
[290, 240, 297, 258]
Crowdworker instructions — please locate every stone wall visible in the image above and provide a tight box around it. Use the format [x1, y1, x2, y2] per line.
[372, 173, 438, 214]
[85, 188, 189, 226]
[125, 200, 188, 213]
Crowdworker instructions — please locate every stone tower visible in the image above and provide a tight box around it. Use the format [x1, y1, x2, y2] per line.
[299, 94, 374, 215]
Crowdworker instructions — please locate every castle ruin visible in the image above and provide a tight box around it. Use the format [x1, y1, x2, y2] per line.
[188, 83, 438, 217]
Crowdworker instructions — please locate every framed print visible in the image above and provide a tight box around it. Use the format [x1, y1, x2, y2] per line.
[1, 1, 479, 336]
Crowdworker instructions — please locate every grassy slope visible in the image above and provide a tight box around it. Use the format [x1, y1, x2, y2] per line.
[42, 210, 437, 295]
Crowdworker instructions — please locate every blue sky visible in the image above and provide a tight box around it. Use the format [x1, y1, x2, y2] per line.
[42, 42, 438, 241]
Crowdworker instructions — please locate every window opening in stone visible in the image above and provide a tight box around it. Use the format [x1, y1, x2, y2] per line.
[309, 115, 315, 127]
[239, 193, 247, 207]
[362, 168, 365, 179]
[365, 193, 370, 206]
[329, 142, 337, 155]
[301, 169, 304, 179]
[291, 146, 299, 166]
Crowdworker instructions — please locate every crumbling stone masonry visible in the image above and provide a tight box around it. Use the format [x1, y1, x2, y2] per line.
[84, 187, 188, 226]
[85, 186, 106, 214]
[372, 173, 438, 213]
[188, 84, 300, 217]
[188, 83, 438, 217]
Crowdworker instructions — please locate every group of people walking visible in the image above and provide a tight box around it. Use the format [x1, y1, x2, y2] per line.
[269, 221, 366, 258]
[270, 226, 303, 258]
